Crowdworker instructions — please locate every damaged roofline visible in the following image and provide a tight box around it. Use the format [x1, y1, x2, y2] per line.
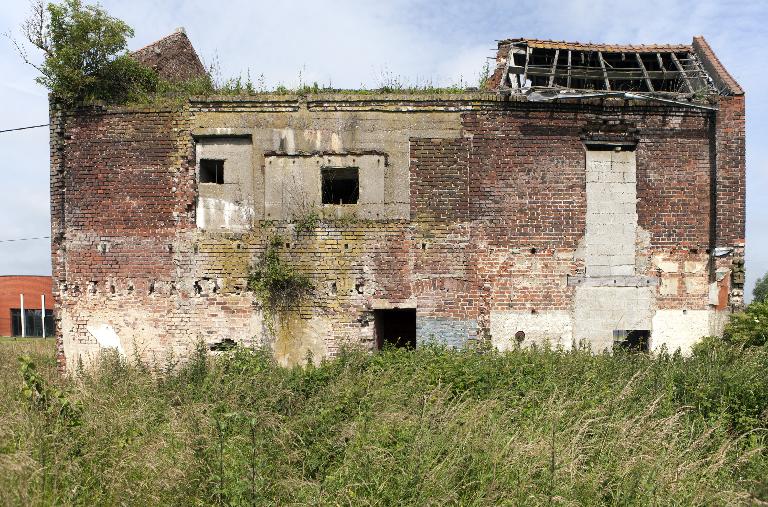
[519, 89, 719, 111]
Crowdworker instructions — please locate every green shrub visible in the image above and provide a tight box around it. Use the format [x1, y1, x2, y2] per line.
[724, 301, 768, 347]
[18, 0, 158, 104]
[247, 235, 313, 311]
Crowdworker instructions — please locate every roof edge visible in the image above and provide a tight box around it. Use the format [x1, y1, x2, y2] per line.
[691, 36, 744, 96]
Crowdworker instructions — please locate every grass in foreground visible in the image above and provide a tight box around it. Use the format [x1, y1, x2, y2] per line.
[0, 339, 767, 505]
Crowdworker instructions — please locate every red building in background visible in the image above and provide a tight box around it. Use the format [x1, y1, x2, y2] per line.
[0, 276, 54, 337]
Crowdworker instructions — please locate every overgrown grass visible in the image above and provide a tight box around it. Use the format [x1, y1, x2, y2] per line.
[0, 339, 767, 505]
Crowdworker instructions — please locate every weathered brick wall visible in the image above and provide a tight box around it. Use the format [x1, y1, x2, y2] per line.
[52, 94, 746, 369]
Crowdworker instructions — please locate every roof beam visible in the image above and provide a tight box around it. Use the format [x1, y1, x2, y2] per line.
[597, 51, 611, 90]
[523, 47, 530, 87]
[635, 53, 654, 92]
[548, 49, 559, 87]
[567, 50, 572, 88]
[656, 52, 667, 73]
[670, 53, 693, 93]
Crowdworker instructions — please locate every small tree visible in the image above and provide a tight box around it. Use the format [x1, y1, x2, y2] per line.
[12, 0, 157, 104]
[753, 272, 768, 304]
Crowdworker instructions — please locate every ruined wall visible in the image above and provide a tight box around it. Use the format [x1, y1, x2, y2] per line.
[51, 93, 745, 370]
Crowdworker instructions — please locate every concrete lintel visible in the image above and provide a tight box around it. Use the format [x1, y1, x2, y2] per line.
[567, 275, 659, 287]
[370, 298, 417, 310]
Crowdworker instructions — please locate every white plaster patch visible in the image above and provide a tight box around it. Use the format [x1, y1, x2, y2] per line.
[196, 197, 254, 231]
[651, 309, 712, 355]
[490, 310, 572, 350]
[86, 323, 125, 355]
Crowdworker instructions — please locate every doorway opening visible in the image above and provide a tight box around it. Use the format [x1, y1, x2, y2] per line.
[374, 309, 416, 350]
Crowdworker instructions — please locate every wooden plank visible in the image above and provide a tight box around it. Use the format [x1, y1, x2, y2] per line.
[635, 53, 654, 92]
[523, 46, 529, 86]
[525, 67, 682, 81]
[656, 52, 666, 73]
[567, 50, 572, 88]
[597, 51, 610, 90]
[548, 49, 559, 87]
[670, 52, 693, 93]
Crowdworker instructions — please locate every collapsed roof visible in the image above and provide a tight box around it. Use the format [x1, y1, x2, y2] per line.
[488, 36, 743, 99]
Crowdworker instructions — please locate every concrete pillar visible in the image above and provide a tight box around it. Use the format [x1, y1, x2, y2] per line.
[41, 294, 46, 338]
[20, 293, 25, 338]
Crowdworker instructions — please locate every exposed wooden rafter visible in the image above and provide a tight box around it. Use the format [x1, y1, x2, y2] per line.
[566, 50, 572, 88]
[597, 51, 610, 90]
[548, 49, 560, 87]
[670, 53, 693, 93]
[635, 53, 654, 92]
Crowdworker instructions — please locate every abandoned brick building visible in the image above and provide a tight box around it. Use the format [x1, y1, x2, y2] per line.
[50, 30, 745, 369]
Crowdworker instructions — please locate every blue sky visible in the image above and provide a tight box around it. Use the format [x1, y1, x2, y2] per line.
[0, 0, 765, 299]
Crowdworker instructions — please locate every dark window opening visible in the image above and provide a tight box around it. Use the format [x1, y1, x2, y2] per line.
[584, 142, 637, 152]
[209, 338, 237, 351]
[10, 309, 55, 337]
[374, 309, 416, 350]
[200, 159, 225, 184]
[322, 167, 359, 205]
[613, 330, 650, 352]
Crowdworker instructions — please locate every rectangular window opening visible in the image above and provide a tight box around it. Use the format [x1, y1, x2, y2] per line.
[200, 159, 225, 184]
[322, 167, 359, 205]
[584, 142, 637, 152]
[374, 309, 416, 350]
[613, 329, 650, 352]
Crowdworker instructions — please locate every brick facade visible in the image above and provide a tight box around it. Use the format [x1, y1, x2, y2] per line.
[51, 38, 746, 370]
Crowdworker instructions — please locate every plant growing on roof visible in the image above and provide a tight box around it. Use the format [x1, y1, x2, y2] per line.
[247, 235, 313, 312]
[12, 0, 157, 104]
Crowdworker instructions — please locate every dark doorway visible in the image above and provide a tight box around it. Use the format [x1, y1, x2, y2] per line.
[374, 309, 416, 350]
[613, 330, 650, 352]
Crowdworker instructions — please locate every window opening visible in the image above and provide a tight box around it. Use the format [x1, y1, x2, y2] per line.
[322, 167, 359, 204]
[613, 329, 650, 352]
[374, 309, 416, 350]
[200, 159, 225, 184]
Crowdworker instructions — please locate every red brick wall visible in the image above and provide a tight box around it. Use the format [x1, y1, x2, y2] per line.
[715, 95, 746, 246]
[0, 276, 54, 336]
[51, 97, 746, 367]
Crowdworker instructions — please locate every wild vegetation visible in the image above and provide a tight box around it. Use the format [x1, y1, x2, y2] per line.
[12, 0, 488, 106]
[0, 335, 767, 505]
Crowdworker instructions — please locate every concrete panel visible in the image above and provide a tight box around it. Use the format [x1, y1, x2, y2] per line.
[264, 153, 388, 220]
[490, 310, 573, 350]
[196, 137, 254, 231]
[573, 286, 654, 351]
[651, 309, 712, 354]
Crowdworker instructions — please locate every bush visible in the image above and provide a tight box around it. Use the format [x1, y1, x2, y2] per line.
[724, 301, 768, 347]
[17, 0, 158, 104]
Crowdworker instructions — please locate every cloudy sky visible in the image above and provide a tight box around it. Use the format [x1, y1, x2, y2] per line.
[0, 0, 765, 299]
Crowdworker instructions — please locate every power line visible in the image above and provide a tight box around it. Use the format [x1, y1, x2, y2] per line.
[0, 236, 50, 244]
[0, 123, 49, 134]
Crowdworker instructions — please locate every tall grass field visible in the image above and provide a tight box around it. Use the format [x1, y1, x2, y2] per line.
[0, 337, 767, 505]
